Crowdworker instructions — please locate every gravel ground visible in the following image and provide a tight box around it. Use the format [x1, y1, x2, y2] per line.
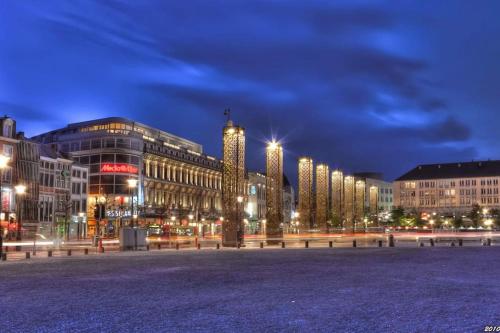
[1, 247, 499, 333]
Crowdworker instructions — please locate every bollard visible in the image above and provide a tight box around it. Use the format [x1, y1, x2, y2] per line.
[67, 249, 72, 256]
[459, 239, 463, 247]
[260, 242, 264, 249]
[146, 245, 150, 251]
[353, 240, 357, 248]
[197, 243, 201, 250]
[329, 241, 333, 248]
[157, 243, 161, 250]
[84, 248, 89, 255]
[48, 250, 53, 257]
[430, 238, 435, 247]
[1, 253, 6, 261]
[378, 240, 383, 248]
[25, 252, 30, 259]
[305, 240, 309, 248]
[451, 241, 455, 247]
[216, 243, 220, 250]
[281, 241, 285, 248]
[389, 234, 395, 247]
[420, 242, 424, 247]
[487, 238, 492, 246]
[175, 243, 180, 250]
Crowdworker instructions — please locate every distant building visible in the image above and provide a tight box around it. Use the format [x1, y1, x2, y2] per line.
[245, 171, 295, 234]
[354, 172, 393, 212]
[32, 117, 222, 237]
[394, 160, 500, 214]
[38, 145, 89, 239]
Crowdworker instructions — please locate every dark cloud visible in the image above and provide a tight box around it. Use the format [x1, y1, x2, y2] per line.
[1, 0, 497, 185]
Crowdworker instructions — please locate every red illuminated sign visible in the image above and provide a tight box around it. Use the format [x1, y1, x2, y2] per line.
[100, 163, 139, 174]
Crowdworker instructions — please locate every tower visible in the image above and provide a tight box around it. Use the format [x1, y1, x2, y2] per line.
[266, 141, 283, 243]
[355, 180, 366, 231]
[315, 164, 329, 232]
[298, 157, 313, 232]
[344, 175, 355, 232]
[369, 186, 379, 226]
[222, 120, 245, 247]
[331, 169, 343, 228]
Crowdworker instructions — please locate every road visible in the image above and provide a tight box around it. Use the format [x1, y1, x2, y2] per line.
[1, 247, 499, 332]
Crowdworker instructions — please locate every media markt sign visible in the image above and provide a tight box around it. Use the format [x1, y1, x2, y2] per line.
[100, 163, 139, 174]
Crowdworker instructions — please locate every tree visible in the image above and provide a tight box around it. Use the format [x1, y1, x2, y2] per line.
[453, 216, 463, 229]
[390, 206, 405, 226]
[468, 204, 481, 228]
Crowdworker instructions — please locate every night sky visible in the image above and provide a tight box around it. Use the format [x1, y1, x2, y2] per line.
[2, 1, 500, 185]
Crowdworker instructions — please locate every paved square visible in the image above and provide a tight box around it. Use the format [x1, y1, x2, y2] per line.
[1, 248, 499, 332]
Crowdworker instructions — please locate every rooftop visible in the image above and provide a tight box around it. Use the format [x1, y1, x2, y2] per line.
[396, 160, 500, 181]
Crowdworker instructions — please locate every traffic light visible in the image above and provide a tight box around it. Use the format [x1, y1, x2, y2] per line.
[93, 204, 106, 219]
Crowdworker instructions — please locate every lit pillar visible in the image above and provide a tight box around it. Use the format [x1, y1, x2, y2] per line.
[331, 169, 343, 229]
[266, 141, 283, 243]
[222, 120, 245, 247]
[298, 157, 313, 232]
[315, 164, 329, 232]
[369, 186, 379, 226]
[355, 180, 366, 231]
[344, 176, 355, 232]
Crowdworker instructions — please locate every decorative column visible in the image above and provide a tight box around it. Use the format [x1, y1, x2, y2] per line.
[222, 120, 245, 247]
[344, 175, 355, 232]
[315, 163, 329, 232]
[369, 186, 379, 226]
[355, 180, 366, 231]
[331, 169, 343, 229]
[266, 141, 283, 244]
[298, 157, 313, 232]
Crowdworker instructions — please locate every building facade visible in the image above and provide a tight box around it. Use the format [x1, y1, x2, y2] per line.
[394, 161, 500, 214]
[354, 173, 394, 212]
[32, 117, 222, 237]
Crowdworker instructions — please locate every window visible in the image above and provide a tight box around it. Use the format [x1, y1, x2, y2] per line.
[91, 140, 102, 149]
[81, 141, 90, 150]
[82, 183, 87, 194]
[105, 138, 115, 148]
[90, 155, 100, 164]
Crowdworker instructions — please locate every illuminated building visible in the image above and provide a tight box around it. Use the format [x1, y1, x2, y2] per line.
[331, 169, 343, 227]
[32, 117, 222, 236]
[369, 186, 379, 217]
[266, 141, 283, 242]
[298, 157, 313, 232]
[395, 160, 500, 214]
[315, 163, 329, 231]
[353, 172, 393, 212]
[222, 120, 246, 247]
[343, 175, 355, 231]
[355, 180, 365, 230]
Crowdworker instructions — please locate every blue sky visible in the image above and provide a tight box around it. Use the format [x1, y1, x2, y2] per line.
[1, 0, 500, 184]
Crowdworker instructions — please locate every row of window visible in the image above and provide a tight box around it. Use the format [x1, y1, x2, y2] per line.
[60, 137, 142, 152]
[76, 154, 141, 166]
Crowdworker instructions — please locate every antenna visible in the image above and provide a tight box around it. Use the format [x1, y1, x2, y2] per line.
[223, 108, 231, 122]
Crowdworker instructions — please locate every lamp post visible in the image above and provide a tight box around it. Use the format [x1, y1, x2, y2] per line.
[0, 155, 10, 239]
[127, 178, 138, 228]
[78, 212, 85, 240]
[15, 184, 26, 241]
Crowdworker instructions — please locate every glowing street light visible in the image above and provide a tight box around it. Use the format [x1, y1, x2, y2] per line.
[237, 196, 243, 203]
[15, 184, 26, 240]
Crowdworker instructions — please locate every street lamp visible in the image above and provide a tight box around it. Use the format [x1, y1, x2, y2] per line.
[78, 212, 85, 240]
[15, 184, 26, 241]
[127, 178, 138, 228]
[0, 155, 10, 235]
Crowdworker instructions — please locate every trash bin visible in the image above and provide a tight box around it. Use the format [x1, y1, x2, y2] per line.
[92, 235, 100, 247]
